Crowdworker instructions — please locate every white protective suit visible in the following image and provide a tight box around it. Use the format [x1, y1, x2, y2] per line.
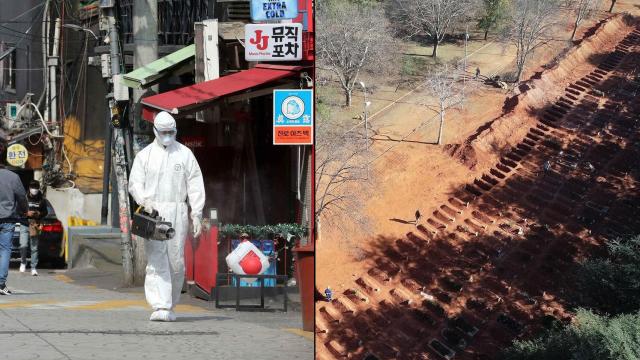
[128, 112, 205, 321]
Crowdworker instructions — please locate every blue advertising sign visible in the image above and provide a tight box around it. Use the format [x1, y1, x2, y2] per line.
[250, 0, 298, 21]
[273, 89, 312, 126]
[273, 89, 313, 145]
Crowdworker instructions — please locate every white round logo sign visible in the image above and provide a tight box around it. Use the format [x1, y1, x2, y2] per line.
[281, 96, 305, 120]
[6, 144, 28, 167]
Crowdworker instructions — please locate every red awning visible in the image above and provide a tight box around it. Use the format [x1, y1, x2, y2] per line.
[141, 64, 303, 121]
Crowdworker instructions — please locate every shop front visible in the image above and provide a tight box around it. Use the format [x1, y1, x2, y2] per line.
[122, 0, 315, 329]
[138, 63, 312, 321]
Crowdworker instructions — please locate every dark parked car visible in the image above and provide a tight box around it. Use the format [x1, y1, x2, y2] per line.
[11, 200, 65, 267]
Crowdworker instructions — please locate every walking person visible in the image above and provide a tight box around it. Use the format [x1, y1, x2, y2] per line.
[129, 112, 205, 322]
[541, 159, 551, 177]
[19, 180, 47, 276]
[415, 209, 422, 227]
[0, 151, 27, 295]
[324, 286, 333, 302]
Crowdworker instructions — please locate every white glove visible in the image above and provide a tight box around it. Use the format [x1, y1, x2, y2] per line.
[192, 217, 202, 238]
[142, 200, 154, 214]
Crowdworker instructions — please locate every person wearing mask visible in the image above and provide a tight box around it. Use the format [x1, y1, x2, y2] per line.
[128, 111, 205, 322]
[0, 148, 27, 294]
[19, 180, 47, 276]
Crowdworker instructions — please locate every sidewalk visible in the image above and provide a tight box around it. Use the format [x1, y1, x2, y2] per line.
[0, 269, 312, 360]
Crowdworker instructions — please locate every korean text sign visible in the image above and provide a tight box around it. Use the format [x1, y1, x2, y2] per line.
[273, 89, 313, 145]
[250, 0, 298, 21]
[6, 143, 28, 167]
[245, 23, 302, 61]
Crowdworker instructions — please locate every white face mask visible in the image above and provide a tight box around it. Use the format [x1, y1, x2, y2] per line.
[161, 134, 175, 146]
[29, 189, 39, 196]
[154, 126, 177, 147]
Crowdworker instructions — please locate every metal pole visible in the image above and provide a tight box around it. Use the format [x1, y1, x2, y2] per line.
[40, 0, 49, 118]
[363, 86, 367, 151]
[364, 91, 369, 180]
[101, 113, 112, 225]
[104, 5, 134, 286]
[358, 81, 371, 179]
[107, 8, 121, 78]
[123, 126, 134, 173]
[132, 0, 157, 155]
[297, 146, 301, 201]
[464, 25, 468, 85]
[49, 18, 60, 129]
[463, 24, 468, 108]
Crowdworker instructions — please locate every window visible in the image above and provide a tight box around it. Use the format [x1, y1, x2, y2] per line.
[1, 43, 16, 93]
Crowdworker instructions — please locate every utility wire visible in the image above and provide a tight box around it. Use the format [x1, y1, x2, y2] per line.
[0, 4, 45, 63]
[0, 2, 45, 25]
[0, 25, 96, 44]
[0, 67, 47, 71]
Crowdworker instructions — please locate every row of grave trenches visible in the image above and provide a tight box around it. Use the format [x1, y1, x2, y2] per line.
[316, 25, 640, 360]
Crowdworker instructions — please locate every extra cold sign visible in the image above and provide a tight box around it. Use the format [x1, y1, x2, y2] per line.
[250, 0, 298, 21]
[273, 89, 313, 145]
[245, 23, 302, 61]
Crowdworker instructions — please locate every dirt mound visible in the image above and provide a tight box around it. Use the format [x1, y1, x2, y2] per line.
[445, 143, 480, 170]
[449, 13, 639, 172]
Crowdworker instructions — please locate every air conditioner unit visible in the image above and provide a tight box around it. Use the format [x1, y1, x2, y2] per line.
[5, 103, 19, 120]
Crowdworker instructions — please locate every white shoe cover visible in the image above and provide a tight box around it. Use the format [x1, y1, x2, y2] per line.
[149, 309, 173, 322]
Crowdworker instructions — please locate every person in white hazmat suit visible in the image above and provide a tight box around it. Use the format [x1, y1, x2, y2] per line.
[128, 111, 205, 322]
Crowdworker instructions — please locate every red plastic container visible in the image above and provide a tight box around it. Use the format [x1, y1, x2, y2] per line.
[185, 224, 219, 295]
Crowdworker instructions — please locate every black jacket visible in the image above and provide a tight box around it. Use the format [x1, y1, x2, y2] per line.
[26, 192, 48, 222]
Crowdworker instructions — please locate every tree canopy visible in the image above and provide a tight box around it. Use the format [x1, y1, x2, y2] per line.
[575, 234, 640, 315]
[501, 309, 640, 360]
[478, 0, 511, 40]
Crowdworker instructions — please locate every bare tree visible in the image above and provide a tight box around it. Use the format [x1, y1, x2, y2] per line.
[507, 0, 559, 82]
[424, 64, 465, 145]
[317, 2, 391, 107]
[315, 113, 371, 230]
[570, 0, 601, 41]
[392, 0, 473, 57]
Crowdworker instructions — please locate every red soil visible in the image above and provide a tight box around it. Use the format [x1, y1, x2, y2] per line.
[316, 13, 640, 360]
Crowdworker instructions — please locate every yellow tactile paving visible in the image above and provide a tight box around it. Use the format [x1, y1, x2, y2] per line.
[174, 304, 210, 313]
[282, 328, 314, 341]
[67, 299, 207, 313]
[53, 274, 74, 283]
[12, 271, 205, 313]
[0, 298, 208, 313]
[0, 300, 59, 309]
[66, 299, 145, 310]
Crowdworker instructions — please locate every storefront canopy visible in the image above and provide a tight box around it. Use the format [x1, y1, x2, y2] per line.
[141, 64, 303, 122]
[122, 44, 196, 89]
